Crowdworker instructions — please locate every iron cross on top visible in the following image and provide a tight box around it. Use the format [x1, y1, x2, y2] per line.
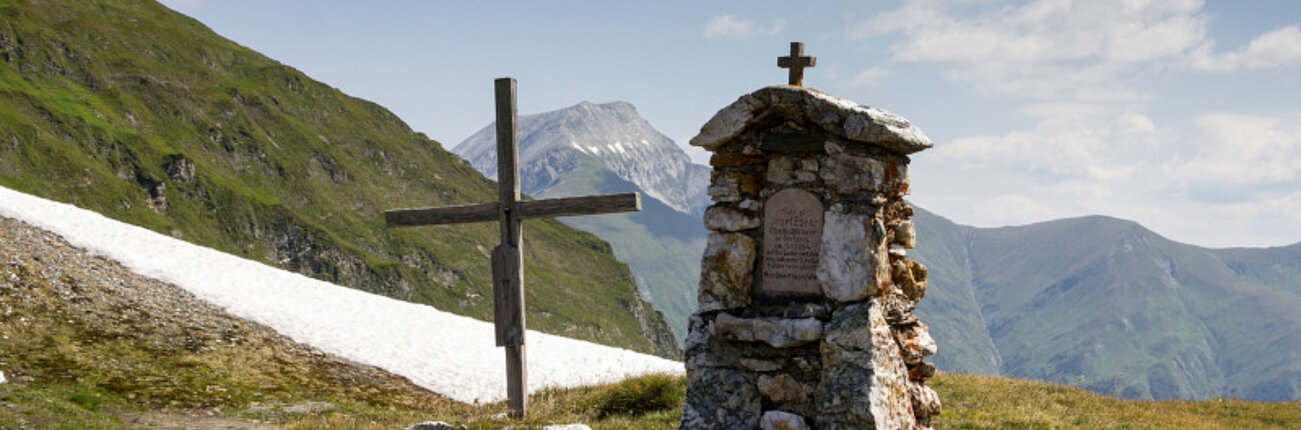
[778, 42, 816, 86]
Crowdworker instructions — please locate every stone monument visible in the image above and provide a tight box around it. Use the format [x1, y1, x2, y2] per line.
[681, 44, 941, 430]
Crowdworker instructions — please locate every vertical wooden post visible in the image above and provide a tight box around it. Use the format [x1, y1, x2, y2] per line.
[493, 77, 528, 418]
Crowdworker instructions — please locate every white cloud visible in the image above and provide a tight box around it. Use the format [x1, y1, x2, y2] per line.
[931, 103, 1172, 180]
[863, 0, 1301, 247]
[843, 66, 890, 88]
[1188, 25, 1301, 72]
[857, 0, 1209, 99]
[915, 107, 1301, 247]
[1164, 112, 1301, 186]
[704, 14, 784, 39]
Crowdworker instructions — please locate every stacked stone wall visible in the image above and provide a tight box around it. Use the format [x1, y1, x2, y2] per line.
[682, 86, 940, 430]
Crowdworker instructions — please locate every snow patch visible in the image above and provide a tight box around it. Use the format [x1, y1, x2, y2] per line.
[0, 185, 682, 403]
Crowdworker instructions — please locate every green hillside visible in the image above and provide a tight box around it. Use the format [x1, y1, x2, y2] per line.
[913, 210, 1301, 401]
[534, 156, 706, 343]
[0, 0, 677, 357]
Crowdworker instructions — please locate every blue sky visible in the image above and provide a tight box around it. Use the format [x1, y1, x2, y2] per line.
[159, 0, 1301, 248]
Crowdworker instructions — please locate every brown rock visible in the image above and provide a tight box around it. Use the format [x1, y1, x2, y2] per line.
[698, 233, 756, 311]
[908, 361, 936, 382]
[893, 322, 937, 365]
[893, 259, 927, 302]
[739, 173, 764, 195]
[909, 381, 942, 417]
[711, 153, 766, 167]
[758, 374, 813, 404]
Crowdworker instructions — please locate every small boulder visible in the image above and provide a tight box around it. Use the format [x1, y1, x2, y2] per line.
[760, 410, 810, 430]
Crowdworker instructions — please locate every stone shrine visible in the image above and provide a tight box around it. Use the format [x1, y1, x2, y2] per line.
[680, 77, 940, 427]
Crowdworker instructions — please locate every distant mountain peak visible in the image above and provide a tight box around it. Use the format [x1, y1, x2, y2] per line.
[453, 100, 709, 215]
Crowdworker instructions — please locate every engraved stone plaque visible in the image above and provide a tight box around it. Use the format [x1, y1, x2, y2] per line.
[762, 188, 823, 295]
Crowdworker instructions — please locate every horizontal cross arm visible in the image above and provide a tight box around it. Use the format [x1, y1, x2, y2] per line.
[386, 202, 499, 227]
[518, 192, 641, 219]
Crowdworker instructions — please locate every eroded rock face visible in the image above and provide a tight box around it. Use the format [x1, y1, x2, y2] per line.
[698, 233, 757, 312]
[683, 84, 939, 429]
[715, 314, 824, 349]
[818, 301, 914, 430]
[705, 206, 761, 232]
[681, 367, 761, 430]
[818, 206, 880, 302]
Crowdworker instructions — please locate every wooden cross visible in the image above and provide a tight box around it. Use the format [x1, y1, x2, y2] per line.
[778, 41, 816, 86]
[383, 78, 642, 418]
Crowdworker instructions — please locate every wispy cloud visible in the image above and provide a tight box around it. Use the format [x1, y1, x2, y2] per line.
[1188, 25, 1301, 72]
[859, 0, 1301, 246]
[704, 14, 785, 39]
[844, 66, 890, 88]
[854, 0, 1209, 99]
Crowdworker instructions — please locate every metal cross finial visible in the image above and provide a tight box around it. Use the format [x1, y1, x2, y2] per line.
[778, 42, 816, 86]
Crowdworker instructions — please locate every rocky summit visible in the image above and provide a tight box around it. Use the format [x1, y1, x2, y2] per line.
[454, 101, 710, 216]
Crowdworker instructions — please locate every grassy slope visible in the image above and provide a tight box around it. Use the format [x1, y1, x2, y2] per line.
[911, 206, 1002, 375]
[930, 213, 1301, 401]
[536, 156, 706, 344]
[0, 0, 675, 357]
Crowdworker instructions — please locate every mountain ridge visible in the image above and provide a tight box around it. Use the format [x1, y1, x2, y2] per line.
[913, 205, 1301, 401]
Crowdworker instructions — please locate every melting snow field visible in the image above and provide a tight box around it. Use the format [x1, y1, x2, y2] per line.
[0, 185, 683, 403]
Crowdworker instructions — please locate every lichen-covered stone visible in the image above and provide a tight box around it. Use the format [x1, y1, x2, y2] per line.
[691, 86, 933, 154]
[709, 173, 744, 203]
[893, 219, 916, 249]
[681, 368, 761, 430]
[740, 358, 785, 372]
[691, 93, 765, 151]
[704, 206, 761, 232]
[893, 322, 937, 365]
[699, 233, 756, 312]
[818, 301, 914, 430]
[820, 152, 885, 195]
[760, 410, 810, 430]
[817, 206, 878, 302]
[893, 259, 928, 302]
[909, 381, 942, 417]
[759, 374, 813, 404]
[714, 313, 823, 349]
[767, 156, 799, 185]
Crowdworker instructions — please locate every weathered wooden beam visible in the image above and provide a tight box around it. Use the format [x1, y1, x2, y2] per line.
[492, 244, 525, 347]
[506, 345, 527, 417]
[384, 202, 499, 227]
[518, 192, 641, 219]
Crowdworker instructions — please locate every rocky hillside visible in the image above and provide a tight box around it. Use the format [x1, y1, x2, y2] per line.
[0, 0, 677, 357]
[454, 101, 709, 342]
